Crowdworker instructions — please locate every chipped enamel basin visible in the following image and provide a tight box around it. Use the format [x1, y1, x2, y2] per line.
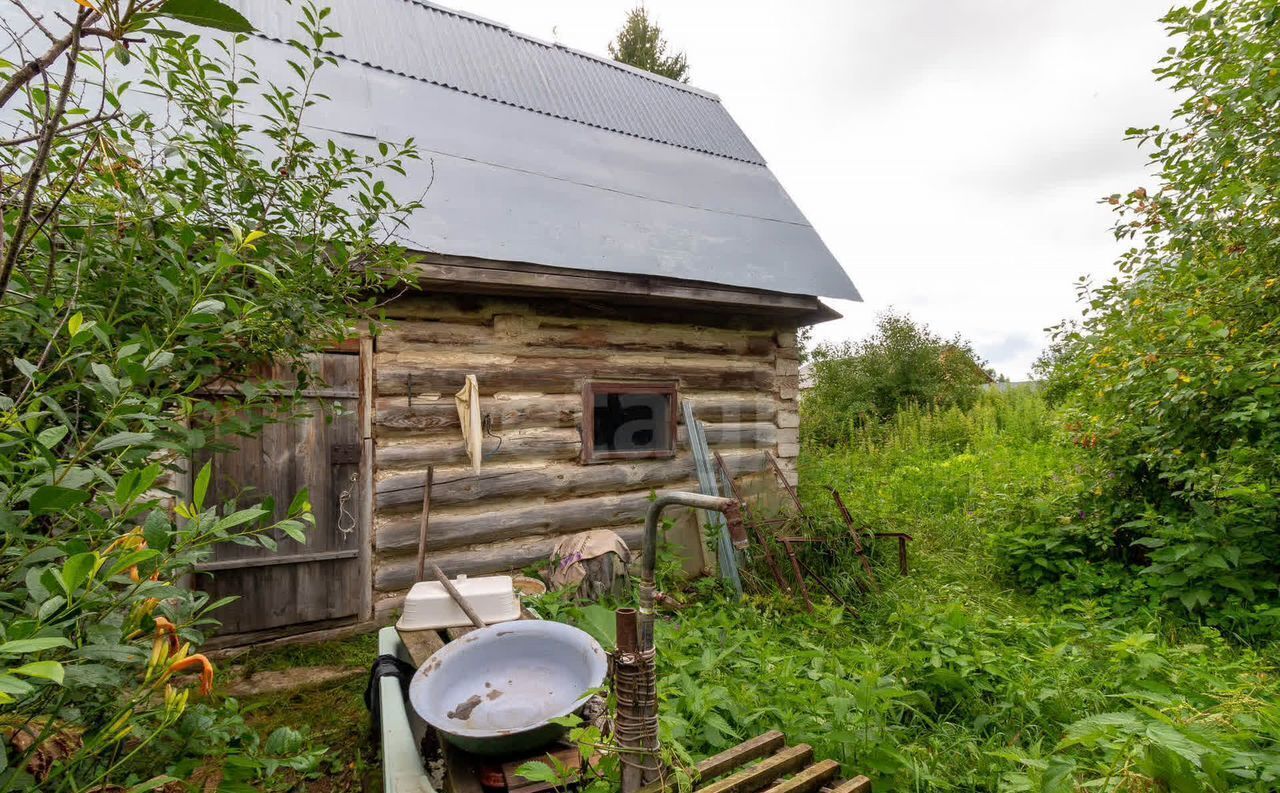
[408, 620, 607, 755]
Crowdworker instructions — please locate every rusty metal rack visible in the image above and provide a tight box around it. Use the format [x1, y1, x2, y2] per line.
[712, 451, 912, 611]
[829, 488, 912, 578]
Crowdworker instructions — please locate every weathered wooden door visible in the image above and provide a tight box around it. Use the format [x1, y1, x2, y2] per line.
[195, 352, 366, 638]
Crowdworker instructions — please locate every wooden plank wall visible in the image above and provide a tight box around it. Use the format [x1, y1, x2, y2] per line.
[370, 294, 800, 619]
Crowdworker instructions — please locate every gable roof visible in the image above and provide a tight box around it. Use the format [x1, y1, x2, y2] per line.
[227, 0, 860, 303]
[245, 0, 764, 164]
[248, 1, 862, 301]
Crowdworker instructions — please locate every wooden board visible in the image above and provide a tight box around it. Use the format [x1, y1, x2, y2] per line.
[697, 744, 813, 793]
[825, 778, 872, 793]
[637, 733, 872, 793]
[195, 352, 367, 636]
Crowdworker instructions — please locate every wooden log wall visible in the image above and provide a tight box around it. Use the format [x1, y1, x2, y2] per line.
[371, 294, 801, 614]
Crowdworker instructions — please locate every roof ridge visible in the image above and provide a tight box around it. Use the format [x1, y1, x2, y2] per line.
[405, 0, 722, 102]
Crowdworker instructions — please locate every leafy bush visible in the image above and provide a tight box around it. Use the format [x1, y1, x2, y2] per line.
[0, 1, 418, 788]
[802, 312, 992, 447]
[1035, 0, 1280, 632]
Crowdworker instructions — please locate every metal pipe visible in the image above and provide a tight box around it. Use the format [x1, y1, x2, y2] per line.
[614, 607, 643, 793]
[639, 492, 742, 653]
[615, 607, 638, 655]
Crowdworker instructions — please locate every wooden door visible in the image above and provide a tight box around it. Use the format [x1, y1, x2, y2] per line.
[195, 352, 366, 638]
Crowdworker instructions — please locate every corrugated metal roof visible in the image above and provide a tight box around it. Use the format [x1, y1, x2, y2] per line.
[232, 0, 766, 164]
[0, 0, 860, 301]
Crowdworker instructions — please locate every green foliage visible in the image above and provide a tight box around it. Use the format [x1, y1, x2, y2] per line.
[1036, 0, 1280, 632]
[549, 391, 1280, 791]
[0, 0, 418, 788]
[801, 311, 993, 447]
[155, 700, 326, 787]
[155, 0, 253, 32]
[607, 6, 690, 83]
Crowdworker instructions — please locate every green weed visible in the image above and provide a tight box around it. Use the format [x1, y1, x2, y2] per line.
[638, 390, 1280, 791]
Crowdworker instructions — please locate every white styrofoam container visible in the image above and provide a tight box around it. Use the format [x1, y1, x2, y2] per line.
[396, 574, 520, 630]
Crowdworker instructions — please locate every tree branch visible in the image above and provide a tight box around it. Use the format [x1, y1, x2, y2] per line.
[0, 110, 120, 146]
[0, 7, 97, 111]
[8, 0, 59, 43]
[0, 14, 82, 300]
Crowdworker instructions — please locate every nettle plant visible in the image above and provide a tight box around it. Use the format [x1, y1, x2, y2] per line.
[0, 0, 419, 789]
[1038, 0, 1280, 634]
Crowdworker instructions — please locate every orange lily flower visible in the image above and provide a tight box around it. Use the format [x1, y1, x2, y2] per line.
[152, 617, 181, 654]
[168, 654, 215, 697]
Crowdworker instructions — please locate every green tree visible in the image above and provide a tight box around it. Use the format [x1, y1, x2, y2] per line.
[801, 312, 990, 446]
[607, 6, 690, 83]
[0, 0, 419, 787]
[1037, 0, 1280, 631]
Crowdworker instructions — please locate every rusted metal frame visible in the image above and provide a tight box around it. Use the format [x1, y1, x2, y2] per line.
[828, 488, 882, 591]
[874, 532, 913, 576]
[581, 380, 679, 464]
[712, 451, 791, 594]
[764, 450, 805, 514]
[832, 484, 915, 576]
[794, 552, 855, 613]
[778, 535, 871, 600]
[778, 538, 813, 612]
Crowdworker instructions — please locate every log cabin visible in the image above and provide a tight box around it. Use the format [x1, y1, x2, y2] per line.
[199, 0, 861, 645]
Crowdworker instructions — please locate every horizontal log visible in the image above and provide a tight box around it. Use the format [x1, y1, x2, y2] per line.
[375, 484, 702, 553]
[373, 525, 647, 594]
[376, 450, 769, 511]
[382, 290, 807, 331]
[381, 295, 504, 323]
[380, 320, 776, 359]
[680, 395, 778, 424]
[374, 393, 780, 437]
[374, 422, 777, 470]
[377, 360, 775, 397]
[701, 422, 777, 448]
[375, 394, 580, 434]
[376, 428, 581, 470]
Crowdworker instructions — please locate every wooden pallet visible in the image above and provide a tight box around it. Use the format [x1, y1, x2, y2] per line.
[637, 731, 871, 793]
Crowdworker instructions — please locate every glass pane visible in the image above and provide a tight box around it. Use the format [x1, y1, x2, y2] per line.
[592, 391, 670, 452]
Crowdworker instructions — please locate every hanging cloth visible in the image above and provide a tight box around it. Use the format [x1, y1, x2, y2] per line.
[455, 375, 482, 473]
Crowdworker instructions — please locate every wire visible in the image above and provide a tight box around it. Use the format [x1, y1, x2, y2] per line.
[481, 412, 504, 458]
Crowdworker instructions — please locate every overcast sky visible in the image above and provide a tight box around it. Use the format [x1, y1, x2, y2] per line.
[454, 1, 1176, 378]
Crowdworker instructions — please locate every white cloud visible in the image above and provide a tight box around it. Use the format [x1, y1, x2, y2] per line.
[446, 0, 1176, 378]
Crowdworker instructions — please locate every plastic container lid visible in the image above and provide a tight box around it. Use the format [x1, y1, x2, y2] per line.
[396, 574, 520, 631]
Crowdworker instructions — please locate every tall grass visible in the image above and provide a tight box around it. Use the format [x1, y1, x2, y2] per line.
[644, 389, 1280, 791]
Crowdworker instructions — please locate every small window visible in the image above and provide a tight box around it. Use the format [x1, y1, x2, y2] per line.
[581, 382, 677, 463]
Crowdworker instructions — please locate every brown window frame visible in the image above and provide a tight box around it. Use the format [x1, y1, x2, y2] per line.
[580, 381, 679, 464]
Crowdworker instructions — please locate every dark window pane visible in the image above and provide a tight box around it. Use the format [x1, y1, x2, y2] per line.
[592, 391, 670, 452]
